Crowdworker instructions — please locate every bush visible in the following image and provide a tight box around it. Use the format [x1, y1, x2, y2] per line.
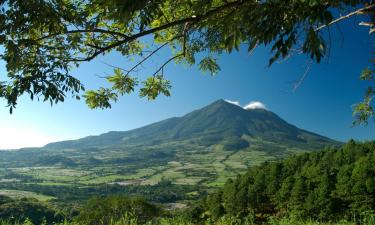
[75, 196, 160, 225]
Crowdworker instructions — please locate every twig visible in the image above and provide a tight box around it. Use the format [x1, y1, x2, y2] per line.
[315, 4, 375, 31]
[101, 61, 131, 73]
[143, 25, 189, 97]
[125, 35, 182, 76]
[151, 24, 188, 77]
[293, 59, 313, 91]
[95, 73, 108, 79]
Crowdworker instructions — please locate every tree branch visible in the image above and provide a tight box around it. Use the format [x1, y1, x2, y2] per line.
[36, 28, 129, 41]
[101, 61, 131, 73]
[293, 59, 313, 91]
[315, 4, 375, 31]
[65, 0, 249, 63]
[125, 35, 182, 76]
[152, 24, 188, 77]
[142, 26, 189, 98]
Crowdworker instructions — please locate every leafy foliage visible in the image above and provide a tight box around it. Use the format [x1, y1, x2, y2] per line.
[84, 88, 118, 109]
[199, 57, 220, 75]
[353, 61, 375, 125]
[139, 75, 171, 101]
[75, 196, 159, 225]
[107, 69, 138, 95]
[1, 214, 374, 225]
[0, 197, 63, 225]
[0, 0, 373, 119]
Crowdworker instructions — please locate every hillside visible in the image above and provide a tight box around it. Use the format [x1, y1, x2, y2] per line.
[196, 140, 375, 223]
[0, 100, 339, 202]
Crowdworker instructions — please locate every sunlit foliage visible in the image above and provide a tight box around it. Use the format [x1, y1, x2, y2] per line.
[0, 0, 373, 122]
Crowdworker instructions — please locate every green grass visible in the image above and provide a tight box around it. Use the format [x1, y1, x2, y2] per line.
[28, 182, 72, 186]
[13, 167, 91, 183]
[0, 189, 55, 201]
[174, 177, 204, 185]
[79, 175, 132, 184]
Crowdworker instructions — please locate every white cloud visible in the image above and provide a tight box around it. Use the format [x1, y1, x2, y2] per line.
[225, 99, 268, 110]
[224, 99, 241, 106]
[243, 101, 267, 110]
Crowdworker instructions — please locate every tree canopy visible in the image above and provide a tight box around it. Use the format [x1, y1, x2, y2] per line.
[0, 0, 373, 122]
[196, 140, 375, 223]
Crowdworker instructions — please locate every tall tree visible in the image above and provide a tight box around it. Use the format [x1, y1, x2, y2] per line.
[222, 178, 238, 215]
[0, 0, 373, 121]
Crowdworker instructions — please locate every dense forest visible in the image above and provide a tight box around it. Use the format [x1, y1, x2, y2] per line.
[196, 140, 375, 223]
[0, 140, 374, 225]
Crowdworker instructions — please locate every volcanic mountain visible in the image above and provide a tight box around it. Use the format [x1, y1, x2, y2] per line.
[45, 99, 337, 150]
[0, 99, 339, 186]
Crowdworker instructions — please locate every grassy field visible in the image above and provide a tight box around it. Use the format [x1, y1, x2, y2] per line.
[0, 136, 310, 203]
[0, 189, 55, 201]
[4, 149, 249, 187]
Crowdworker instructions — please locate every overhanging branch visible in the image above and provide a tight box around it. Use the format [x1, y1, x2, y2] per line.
[36, 28, 129, 41]
[65, 0, 249, 63]
[315, 4, 375, 32]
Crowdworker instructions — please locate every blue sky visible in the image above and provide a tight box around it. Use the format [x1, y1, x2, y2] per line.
[0, 19, 374, 149]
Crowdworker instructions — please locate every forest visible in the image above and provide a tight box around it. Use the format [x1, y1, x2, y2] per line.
[0, 140, 374, 225]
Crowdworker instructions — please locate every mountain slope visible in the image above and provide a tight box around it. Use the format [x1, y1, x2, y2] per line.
[0, 99, 340, 188]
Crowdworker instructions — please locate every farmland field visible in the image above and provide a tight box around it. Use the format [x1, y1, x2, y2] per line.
[0, 139, 299, 204]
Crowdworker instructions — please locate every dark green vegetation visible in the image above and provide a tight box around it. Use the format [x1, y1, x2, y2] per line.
[0, 195, 63, 224]
[0, 141, 374, 225]
[197, 140, 375, 223]
[75, 196, 160, 225]
[0, 1, 373, 122]
[0, 100, 338, 205]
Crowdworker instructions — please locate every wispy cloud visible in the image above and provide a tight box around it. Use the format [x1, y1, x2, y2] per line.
[224, 99, 241, 106]
[225, 99, 267, 110]
[243, 101, 267, 110]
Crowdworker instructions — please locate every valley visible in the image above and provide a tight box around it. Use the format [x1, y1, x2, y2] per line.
[0, 100, 339, 204]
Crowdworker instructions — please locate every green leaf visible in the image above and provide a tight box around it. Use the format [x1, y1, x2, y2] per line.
[83, 88, 118, 109]
[139, 75, 171, 100]
[198, 57, 220, 76]
[107, 68, 138, 95]
[360, 67, 374, 81]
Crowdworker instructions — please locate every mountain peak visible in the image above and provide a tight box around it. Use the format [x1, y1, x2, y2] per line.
[207, 99, 243, 109]
[213, 99, 269, 111]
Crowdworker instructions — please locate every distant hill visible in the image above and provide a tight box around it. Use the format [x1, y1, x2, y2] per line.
[0, 99, 340, 188]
